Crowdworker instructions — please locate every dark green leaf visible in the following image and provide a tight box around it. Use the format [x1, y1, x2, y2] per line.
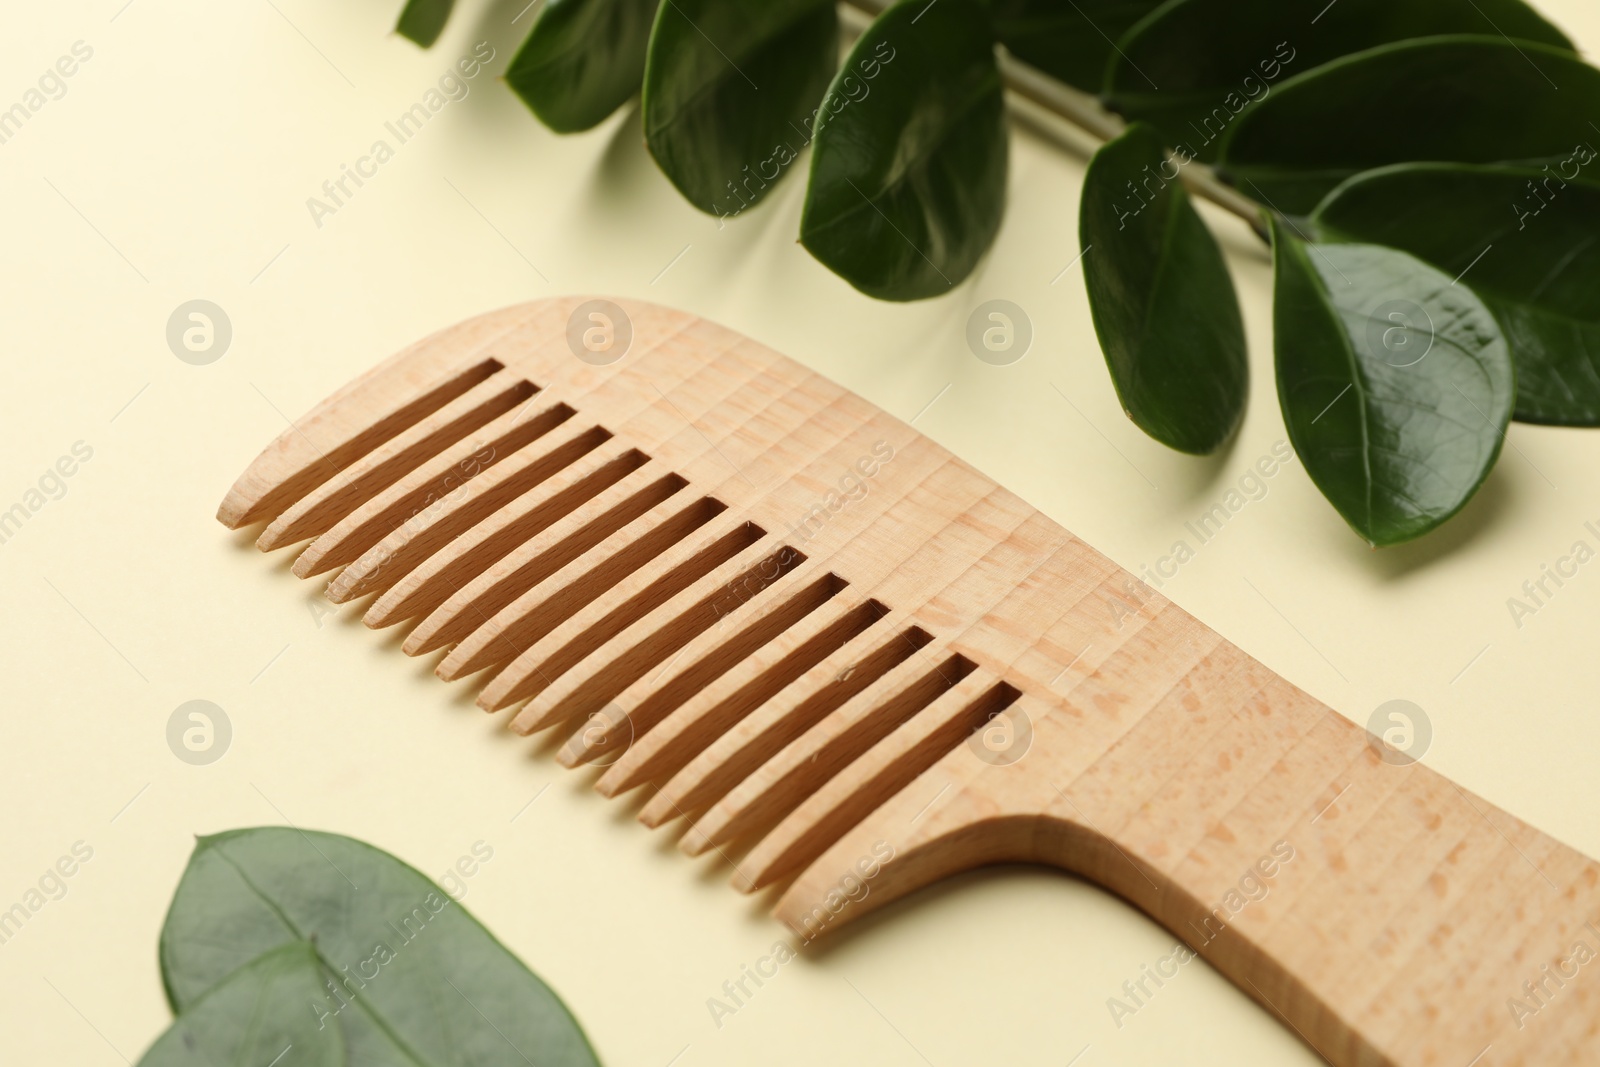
[1219, 36, 1600, 215]
[1109, 0, 1571, 162]
[643, 0, 837, 214]
[139, 942, 344, 1067]
[1271, 219, 1514, 545]
[985, 0, 1165, 92]
[160, 828, 599, 1067]
[801, 0, 1006, 300]
[1313, 162, 1600, 426]
[1080, 123, 1247, 453]
[507, 0, 660, 133]
[396, 0, 456, 48]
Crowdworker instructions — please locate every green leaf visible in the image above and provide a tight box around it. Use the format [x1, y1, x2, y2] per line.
[985, 0, 1165, 92]
[160, 828, 599, 1067]
[395, 0, 456, 48]
[138, 942, 344, 1067]
[801, 0, 1006, 300]
[1108, 0, 1571, 162]
[1312, 162, 1600, 426]
[1271, 219, 1514, 545]
[507, 0, 660, 133]
[1219, 36, 1600, 215]
[642, 0, 838, 215]
[1080, 123, 1247, 453]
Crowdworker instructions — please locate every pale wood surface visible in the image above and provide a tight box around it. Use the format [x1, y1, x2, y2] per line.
[219, 297, 1600, 1066]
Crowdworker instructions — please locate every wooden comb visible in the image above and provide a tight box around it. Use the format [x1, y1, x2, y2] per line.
[219, 297, 1600, 1065]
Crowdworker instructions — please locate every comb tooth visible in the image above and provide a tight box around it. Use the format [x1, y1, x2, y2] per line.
[425, 366, 883, 669]
[324, 415, 636, 604]
[324, 419, 612, 602]
[502, 532, 797, 731]
[640, 606, 901, 833]
[256, 371, 536, 551]
[399, 359, 780, 650]
[290, 397, 574, 579]
[425, 491, 721, 669]
[668, 623, 928, 847]
[562, 567, 847, 774]
[471, 512, 762, 711]
[678, 641, 961, 857]
[769, 729, 1036, 943]
[677, 511, 1064, 850]
[652, 502, 1022, 836]
[599, 594, 886, 807]
[365, 452, 663, 629]
[732, 672, 1016, 892]
[219, 303, 546, 528]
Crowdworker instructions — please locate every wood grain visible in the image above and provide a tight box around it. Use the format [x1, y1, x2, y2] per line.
[219, 297, 1600, 1065]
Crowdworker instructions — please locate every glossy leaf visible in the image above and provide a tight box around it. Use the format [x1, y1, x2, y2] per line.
[1271, 219, 1514, 545]
[138, 942, 344, 1067]
[643, 0, 837, 215]
[396, 0, 456, 48]
[801, 0, 1006, 300]
[1313, 163, 1600, 426]
[985, 0, 1165, 92]
[1219, 36, 1600, 215]
[1108, 0, 1571, 162]
[160, 828, 599, 1067]
[1081, 123, 1247, 453]
[507, 0, 660, 133]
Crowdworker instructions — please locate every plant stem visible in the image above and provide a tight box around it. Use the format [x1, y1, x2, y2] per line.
[836, 0, 1268, 237]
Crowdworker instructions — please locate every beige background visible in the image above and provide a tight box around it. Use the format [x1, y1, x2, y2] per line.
[3, 1, 1598, 1063]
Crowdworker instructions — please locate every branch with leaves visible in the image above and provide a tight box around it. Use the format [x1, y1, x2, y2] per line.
[397, 0, 1597, 546]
